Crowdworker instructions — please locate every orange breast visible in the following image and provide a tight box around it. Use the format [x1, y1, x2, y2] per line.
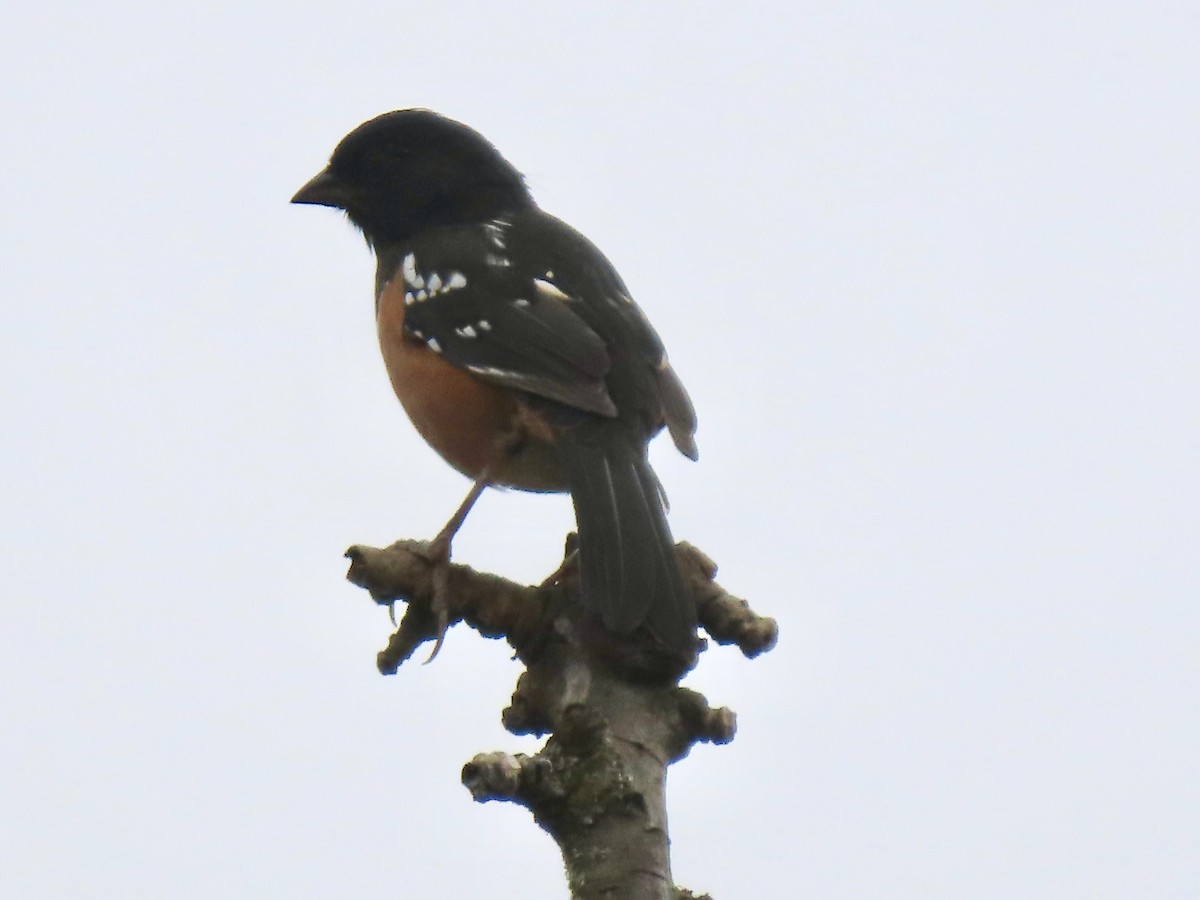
[376, 280, 514, 479]
[375, 279, 567, 492]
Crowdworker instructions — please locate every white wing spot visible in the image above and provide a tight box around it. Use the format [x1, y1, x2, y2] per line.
[402, 253, 425, 289]
[426, 337, 441, 354]
[456, 324, 477, 339]
[446, 271, 468, 289]
[483, 220, 507, 250]
[426, 273, 442, 294]
[416, 289, 428, 302]
[486, 254, 511, 267]
[468, 364, 516, 378]
[404, 292, 415, 306]
[513, 298, 530, 308]
[478, 319, 491, 331]
[533, 278, 570, 301]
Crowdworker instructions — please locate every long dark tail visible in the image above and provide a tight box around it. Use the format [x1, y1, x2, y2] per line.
[558, 430, 695, 652]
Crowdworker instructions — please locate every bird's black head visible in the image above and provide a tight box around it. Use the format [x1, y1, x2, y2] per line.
[291, 109, 533, 246]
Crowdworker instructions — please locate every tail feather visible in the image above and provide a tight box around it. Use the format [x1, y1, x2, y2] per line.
[559, 431, 695, 651]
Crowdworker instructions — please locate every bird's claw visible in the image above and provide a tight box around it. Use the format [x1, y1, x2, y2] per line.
[422, 554, 453, 664]
[540, 548, 579, 589]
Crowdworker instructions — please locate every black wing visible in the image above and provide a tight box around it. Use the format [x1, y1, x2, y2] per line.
[501, 211, 699, 459]
[395, 226, 618, 418]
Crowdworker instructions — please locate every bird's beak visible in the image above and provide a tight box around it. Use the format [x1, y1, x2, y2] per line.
[291, 168, 353, 209]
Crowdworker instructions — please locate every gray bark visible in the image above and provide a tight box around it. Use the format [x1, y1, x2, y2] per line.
[345, 540, 775, 899]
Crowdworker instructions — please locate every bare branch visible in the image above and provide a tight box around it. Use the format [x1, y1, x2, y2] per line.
[344, 536, 774, 897]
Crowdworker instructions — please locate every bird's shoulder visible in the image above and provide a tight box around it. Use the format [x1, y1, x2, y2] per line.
[377, 216, 620, 418]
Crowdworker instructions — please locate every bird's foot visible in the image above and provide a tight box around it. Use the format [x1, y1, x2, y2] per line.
[540, 548, 579, 589]
[418, 533, 454, 663]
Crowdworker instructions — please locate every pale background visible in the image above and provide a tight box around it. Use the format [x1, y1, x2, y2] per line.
[3, 3, 1197, 897]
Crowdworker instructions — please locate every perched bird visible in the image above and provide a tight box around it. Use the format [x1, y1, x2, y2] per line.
[292, 110, 698, 656]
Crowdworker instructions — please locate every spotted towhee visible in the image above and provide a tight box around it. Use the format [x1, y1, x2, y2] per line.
[292, 110, 698, 655]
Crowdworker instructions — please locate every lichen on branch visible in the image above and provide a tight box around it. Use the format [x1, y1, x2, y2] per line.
[343, 536, 773, 899]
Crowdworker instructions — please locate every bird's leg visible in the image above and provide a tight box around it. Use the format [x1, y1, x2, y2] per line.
[540, 532, 580, 589]
[421, 473, 491, 663]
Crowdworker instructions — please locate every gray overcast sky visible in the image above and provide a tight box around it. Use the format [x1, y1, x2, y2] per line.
[3, 2, 1197, 897]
